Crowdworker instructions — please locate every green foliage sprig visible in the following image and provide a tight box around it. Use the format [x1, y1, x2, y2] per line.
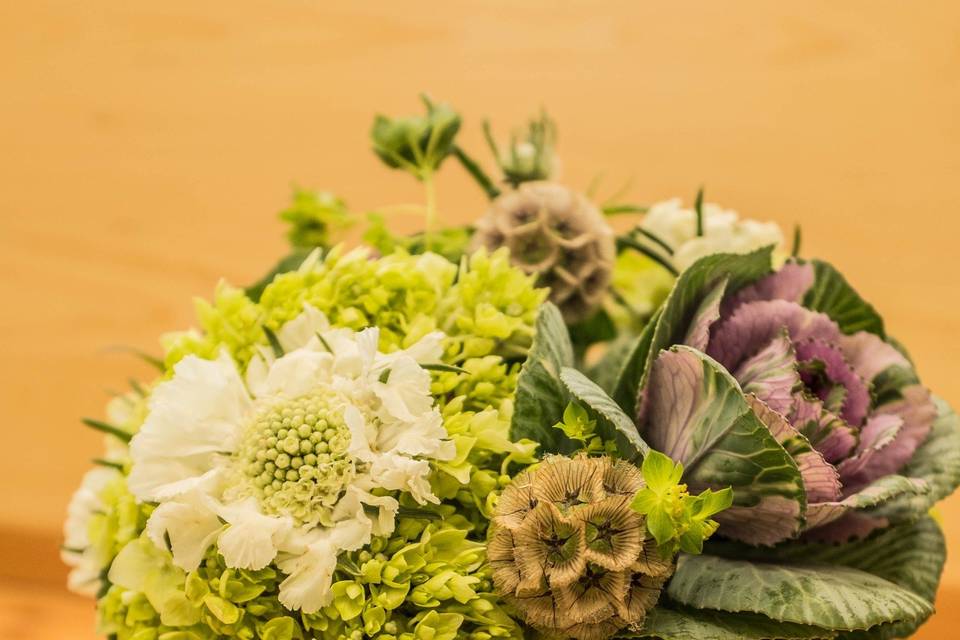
[631, 450, 733, 555]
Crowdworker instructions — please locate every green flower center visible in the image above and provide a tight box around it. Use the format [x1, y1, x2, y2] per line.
[236, 389, 356, 526]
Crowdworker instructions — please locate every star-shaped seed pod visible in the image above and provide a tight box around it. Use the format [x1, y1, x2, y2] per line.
[489, 455, 674, 639]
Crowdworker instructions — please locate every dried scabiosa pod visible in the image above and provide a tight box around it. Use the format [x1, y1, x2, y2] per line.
[488, 455, 674, 640]
[470, 181, 616, 324]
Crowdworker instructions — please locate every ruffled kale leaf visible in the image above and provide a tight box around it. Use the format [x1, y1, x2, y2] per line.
[637, 346, 806, 545]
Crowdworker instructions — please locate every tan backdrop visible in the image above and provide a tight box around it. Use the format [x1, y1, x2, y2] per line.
[2, 1, 958, 637]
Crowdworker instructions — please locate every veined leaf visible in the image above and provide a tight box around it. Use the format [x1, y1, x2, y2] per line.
[802, 259, 884, 337]
[560, 366, 649, 461]
[639, 346, 805, 545]
[668, 554, 933, 632]
[634, 606, 835, 640]
[866, 398, 960, 523]
[804, 474, 929, 531]
[723, 517, 946, 640]
[510, 303, 577, 454]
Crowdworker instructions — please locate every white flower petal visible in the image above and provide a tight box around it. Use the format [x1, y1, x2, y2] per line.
[64, 550, 102, 596]
[373, 356, 434, 423]
[277, 518, 372, 613]
[256, 349, 333, 399]
[129, 353, 249, 501]
[336, 486, 398, 538]
[344, 404, 376, 463]
[394, 330, 445, 364]
[368, 454, 438, 505]
[128, 461, 223, 503]
[378, 409, 453, 461]
[216, 498, 292, 570]
[277, 305, 330, 352]
[63, 468, 117, 550]
[145, 493, 223, 571]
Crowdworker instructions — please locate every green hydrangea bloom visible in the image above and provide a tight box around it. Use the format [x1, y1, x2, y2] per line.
[438, 248, 544, 361]
[87, 474, 152, 572]
[162, 281, 265, 371]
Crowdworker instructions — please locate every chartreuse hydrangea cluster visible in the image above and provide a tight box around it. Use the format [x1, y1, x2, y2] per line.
[65, 245, 545, 640]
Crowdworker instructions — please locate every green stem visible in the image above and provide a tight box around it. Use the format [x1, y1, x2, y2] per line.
[694, 186, 705, 237]
[616, 235, 680, 276]
[423, 172, 437, 251]
[603, 204, 649, 216]
[453, 145, 500, 199]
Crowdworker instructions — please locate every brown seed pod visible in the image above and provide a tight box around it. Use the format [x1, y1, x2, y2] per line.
[471, 182, 616, 324]
[490, 455, 674, 639]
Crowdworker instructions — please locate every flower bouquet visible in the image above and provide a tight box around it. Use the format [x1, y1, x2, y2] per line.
[64, 97, 960, 640]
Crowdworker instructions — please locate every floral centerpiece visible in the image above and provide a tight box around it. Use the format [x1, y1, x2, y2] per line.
[64, 97, 960, 640]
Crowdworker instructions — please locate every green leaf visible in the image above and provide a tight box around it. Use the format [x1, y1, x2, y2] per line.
[668, 554, 933, 632]
[691, 487, 734, 520]
[802, 259, 885, 337]
[731, 517, 946, 640]
[639, 346, 805, 545]
[640, 449, 681, 490]
[568, 307, 617, 347]
[510, 303, 576, 453]
[82, 418, 132, 443]
[419, 362, 470, 374]
[634, 607, 835, 640]
[609, 307, 661, 417]
[866, 398, 960, 523]
[245, 248, 313, 303]
[559, 366, 650, 460]
[642, 248, 774, 389]
[203, 594, 240, 624]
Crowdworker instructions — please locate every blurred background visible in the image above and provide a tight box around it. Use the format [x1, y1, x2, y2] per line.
[2, 1, 958, 637]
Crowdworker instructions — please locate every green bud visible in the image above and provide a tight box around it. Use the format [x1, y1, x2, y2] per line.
[371, 95, 461, 180]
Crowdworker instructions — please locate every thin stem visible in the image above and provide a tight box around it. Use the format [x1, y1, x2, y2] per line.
[453, 145, 500, 199]
[616, 235, 679, 276]
[423, 171, 437, 251]
[792, 224, 802, 258]
[694, 186, 705, 237]
[603, 204, 649, 216]
[634, 227, 674, 256]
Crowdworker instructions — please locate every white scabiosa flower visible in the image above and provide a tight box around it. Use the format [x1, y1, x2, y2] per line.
[641, 198, 784, 271]
[63, 467, 121, 595]
[127, 306, 455, 612]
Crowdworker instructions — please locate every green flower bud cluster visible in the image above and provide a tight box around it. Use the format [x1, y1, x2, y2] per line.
[279, 188, 353, 251]
[99, 549, 300, 640]
[259, 247, 455, 358]
[300, 517, 523, 640]
[162, 281, 265, 372]
[439, 249, 546, 362]
[87, 474, 153, 575]
[236, 391, 355, 526]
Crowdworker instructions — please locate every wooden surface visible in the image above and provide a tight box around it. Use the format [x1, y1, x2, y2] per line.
[1, 1, 959, 636]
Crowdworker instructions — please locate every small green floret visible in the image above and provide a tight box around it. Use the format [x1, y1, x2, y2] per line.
[630, 450, 733, 555]
[279, 188, 352, 250]
[552, 402, 615, 455]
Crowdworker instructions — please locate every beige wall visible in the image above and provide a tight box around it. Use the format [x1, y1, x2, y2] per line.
[2, 0, 959, 628]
